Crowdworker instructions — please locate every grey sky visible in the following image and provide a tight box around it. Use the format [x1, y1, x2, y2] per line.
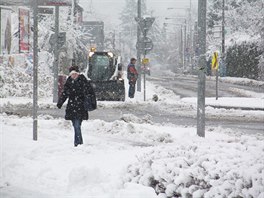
[79, 0, 197, 29]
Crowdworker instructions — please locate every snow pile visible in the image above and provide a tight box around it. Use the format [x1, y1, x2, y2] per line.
[182, 97, 264, 110]
[88, 118, 173, 144]
[120, 113, 153, 124]
[219, 77, 264, 88]
[204, 106, 264, 122]
[123, 132, 264, 198]
[1, 99, 57, 111]
[228, 88, 264, 98]
[116, 183, 157, 198]
[145, 82, 181, 103]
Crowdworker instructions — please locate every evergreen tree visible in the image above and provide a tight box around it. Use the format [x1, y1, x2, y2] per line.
[226, 42, 262, 80]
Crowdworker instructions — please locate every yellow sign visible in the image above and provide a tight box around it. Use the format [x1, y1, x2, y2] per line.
[142, 58, 149, 65]
[211, 52, 219, 70]
[90, 47, 96, 52]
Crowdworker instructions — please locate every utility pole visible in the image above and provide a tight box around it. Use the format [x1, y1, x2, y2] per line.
[53, 6, 59, 103]
[136, 0, 142, 92]
[197, 0, 207, 137]
[222, 0, 225, 76]
[33, 0, 38, 141]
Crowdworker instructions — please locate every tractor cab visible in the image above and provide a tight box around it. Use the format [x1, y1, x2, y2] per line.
[86, 50, 125, 101]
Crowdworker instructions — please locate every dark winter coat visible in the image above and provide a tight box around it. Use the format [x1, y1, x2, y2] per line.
[127, 63, 138, 84]
[57, 74, 95, 120]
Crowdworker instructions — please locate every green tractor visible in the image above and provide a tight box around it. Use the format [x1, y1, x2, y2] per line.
[85, 51, 125, 101]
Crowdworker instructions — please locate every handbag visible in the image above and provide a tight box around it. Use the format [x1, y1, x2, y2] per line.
[84, 94, 97, 111]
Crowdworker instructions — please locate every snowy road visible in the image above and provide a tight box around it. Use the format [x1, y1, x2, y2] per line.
[147, 72, 264, 98]
[2, 102, 263, 135]
[1, 72, 263, 136]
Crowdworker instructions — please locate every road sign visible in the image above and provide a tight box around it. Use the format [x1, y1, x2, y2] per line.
[138, 17, 155, 34]
[136, 37, 153, 54]
[212, 52, 219, 70]
[142, 58, 149, 65]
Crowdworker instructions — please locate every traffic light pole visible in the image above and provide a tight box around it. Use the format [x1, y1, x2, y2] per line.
[197, 0, 207, 137]
[136, 0, 142, 92]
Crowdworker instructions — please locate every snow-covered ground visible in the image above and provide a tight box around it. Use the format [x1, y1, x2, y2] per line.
[1, 111, 264, 197]
[1, 76, 264, 198]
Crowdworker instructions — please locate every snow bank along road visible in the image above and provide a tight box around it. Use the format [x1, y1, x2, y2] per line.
[1, 97, 264, 135]
[148, 73, 264, 99]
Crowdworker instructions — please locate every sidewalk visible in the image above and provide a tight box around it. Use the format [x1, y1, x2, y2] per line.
[181, 97, 264, 111]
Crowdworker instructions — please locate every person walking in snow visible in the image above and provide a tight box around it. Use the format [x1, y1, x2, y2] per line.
[57, 66, 95, 147]
[127, 58, 138, 98]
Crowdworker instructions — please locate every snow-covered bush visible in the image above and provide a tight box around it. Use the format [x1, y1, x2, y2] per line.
[123, 135, 264, 197]
[0, 52, 53, 98]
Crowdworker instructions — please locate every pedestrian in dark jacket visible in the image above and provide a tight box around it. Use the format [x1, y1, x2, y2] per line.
[127, 58, 138, 98]
[57, 66, 95, 147]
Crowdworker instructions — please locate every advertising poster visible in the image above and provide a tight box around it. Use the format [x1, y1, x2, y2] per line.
[0, 7, 12, 55]
[19, 8, 30, 53]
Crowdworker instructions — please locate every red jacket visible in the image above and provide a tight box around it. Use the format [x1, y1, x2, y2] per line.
[127, 63, 138, 83]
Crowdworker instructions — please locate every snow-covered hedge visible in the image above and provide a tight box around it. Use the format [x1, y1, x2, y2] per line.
[226, 41, 262, 80]
[123, 134, 264, 198]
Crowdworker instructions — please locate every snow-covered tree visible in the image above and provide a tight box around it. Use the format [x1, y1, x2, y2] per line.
[207, 0, 264, 79]
[119, 0, 147, 61]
